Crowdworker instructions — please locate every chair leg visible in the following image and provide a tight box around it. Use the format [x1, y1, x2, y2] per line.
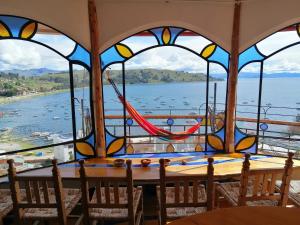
[140, 193, 144, 225]
[215, 190, 220, 208]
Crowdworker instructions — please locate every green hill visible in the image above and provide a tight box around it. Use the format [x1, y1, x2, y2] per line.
[0, 69, 222, 97]
[105, 69, 221, 84]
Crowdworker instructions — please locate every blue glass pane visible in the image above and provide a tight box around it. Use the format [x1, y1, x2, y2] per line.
[105, 131, 115, 148]
[169, 27, 183, 44]
[215, 127, 225, 140]
[100, 46, 125, 70]
[238, 46, 265, 70]
[68, 44, 91, 67]
[149, 28, 164, 45]
[0, 16, 29, 37]
[245, 143, 256, 153]
[87, 134, 95, 146]
[75, 152, 87, 159]
[234, 128, 246, 145]
[208, 47, 229, 69]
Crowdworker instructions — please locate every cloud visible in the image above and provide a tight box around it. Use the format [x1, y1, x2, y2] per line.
[125, 46, 208, 73]
[0, 36, 72, 71]
[1, 31, 300, 74]
[243, 31, 300, 73]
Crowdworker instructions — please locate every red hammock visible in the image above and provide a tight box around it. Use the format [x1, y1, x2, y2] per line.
[107, 76, 201, 141]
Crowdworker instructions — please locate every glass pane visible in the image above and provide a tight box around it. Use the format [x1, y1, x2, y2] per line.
[256, 29, 299, 56]
[73, 65, 92, 138]
[123, 46, 208, 153]
[0, 39, 73, 153]
[208, 63, 228, 134]
[236, 62, 261, 135]
[103, 63, 124, 137]
[0, 144, 74, 176]
[259, 44, 300, 157]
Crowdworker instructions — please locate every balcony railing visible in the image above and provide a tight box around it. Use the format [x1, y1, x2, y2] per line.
[105, 103, 300, 158]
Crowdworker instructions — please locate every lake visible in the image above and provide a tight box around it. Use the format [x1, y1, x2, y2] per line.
[1, 77, 300, 151]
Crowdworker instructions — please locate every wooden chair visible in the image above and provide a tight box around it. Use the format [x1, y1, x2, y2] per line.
[157, 157, 214, 225]
[79, 159, 143, 225]
[7, 159, 81, 225]
[216, 152, 294, 207]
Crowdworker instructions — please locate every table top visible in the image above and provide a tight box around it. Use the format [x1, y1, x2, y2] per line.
[168, 206, 300, 225]
[10, 153, 300, 182]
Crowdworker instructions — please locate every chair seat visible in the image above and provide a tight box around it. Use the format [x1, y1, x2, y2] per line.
[0, 189, 27, 219]
[23, 188, 81, 219]
[89, 186, 142, 219]
[217, 181, 278, 206]
[166, 207, 207, 218]
[156, 185, 207, 218]
[0, 189, 14, 219]
[276, 180, 300, 206]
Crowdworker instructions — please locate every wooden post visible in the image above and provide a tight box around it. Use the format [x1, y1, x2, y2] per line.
[88, 0, 106, 157]
[225, 0, 241, 153]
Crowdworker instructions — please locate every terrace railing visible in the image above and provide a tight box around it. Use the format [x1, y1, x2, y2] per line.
[105, 103, 300, 158]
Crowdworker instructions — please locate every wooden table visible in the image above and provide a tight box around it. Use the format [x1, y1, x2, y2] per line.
[1, 153, 300, 183]
[168, 206, 300, 225]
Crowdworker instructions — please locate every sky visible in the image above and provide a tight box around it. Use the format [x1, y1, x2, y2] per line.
[1, 31, 300, 74]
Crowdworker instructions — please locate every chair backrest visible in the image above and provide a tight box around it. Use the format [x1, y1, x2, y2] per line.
[79, 159, 134, 224]
[159, 157, 214, 219]
[238, 153, 294, 206]
[7, 159, 67, 224]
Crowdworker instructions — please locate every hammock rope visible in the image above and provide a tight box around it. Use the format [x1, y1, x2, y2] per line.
[106, 71, 202, 141]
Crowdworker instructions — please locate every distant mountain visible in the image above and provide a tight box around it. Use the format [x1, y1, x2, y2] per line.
[0, 68, 64, 76]
[106, 69, 222, 84]
[210, 72, 300, 79]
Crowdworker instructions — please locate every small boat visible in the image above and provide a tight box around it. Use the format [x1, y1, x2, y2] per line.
[31, 132, 41, 137]
[243, 101, 248, 104]
[0, 127, 10, 132]
[53, 116, 60, 120]
[40, 132, 50, 137]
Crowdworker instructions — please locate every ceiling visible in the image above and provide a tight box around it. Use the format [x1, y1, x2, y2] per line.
[0, 0, 300, 52]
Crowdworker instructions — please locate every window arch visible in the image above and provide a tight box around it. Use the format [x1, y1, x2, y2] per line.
[237, 23, 300, 158]
[0, 15, 95, 176]
[100, 27, 229, 156]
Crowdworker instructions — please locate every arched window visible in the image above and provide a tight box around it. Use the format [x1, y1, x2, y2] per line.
[100, 27, 229, 156]
[237, 24, 300, 158]
[0, 15, 94, 176]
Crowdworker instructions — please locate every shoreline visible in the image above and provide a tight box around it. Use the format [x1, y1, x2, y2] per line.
[0, 89, 68, 105]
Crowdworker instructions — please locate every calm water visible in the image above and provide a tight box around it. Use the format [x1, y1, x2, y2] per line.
[1, 77, 300, 149]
